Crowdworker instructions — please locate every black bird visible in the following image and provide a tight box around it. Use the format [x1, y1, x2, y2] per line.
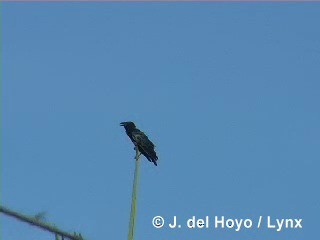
[120, 121, 158, 166]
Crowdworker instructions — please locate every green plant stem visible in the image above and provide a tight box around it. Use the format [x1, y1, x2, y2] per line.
[128, 147, 141, 240]
[0, 206, 82, 240]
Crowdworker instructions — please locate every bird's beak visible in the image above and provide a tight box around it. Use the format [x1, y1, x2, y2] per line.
[120, 122, 125, 126]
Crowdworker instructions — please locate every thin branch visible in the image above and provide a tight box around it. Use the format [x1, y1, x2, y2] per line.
[0, 205, 83, 240]
[128, 146, 141, 240]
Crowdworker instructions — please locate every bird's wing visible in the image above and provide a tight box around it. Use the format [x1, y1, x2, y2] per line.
[132, 131, 154, 147]
[132, 130, 157, 160]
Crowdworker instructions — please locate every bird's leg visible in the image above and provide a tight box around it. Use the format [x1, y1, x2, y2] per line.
[134, 145, 141, 161]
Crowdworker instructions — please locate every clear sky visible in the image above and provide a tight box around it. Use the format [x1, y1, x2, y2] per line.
[2, 2, 320, 240]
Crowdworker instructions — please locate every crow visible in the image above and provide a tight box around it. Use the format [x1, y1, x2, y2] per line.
[120, 121, 158, 166]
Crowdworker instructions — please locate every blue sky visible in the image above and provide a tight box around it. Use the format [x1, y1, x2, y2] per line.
[2, 3, 320, 240]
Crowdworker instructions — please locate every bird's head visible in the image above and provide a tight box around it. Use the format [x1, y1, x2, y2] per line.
[120, 121, 136, 130]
